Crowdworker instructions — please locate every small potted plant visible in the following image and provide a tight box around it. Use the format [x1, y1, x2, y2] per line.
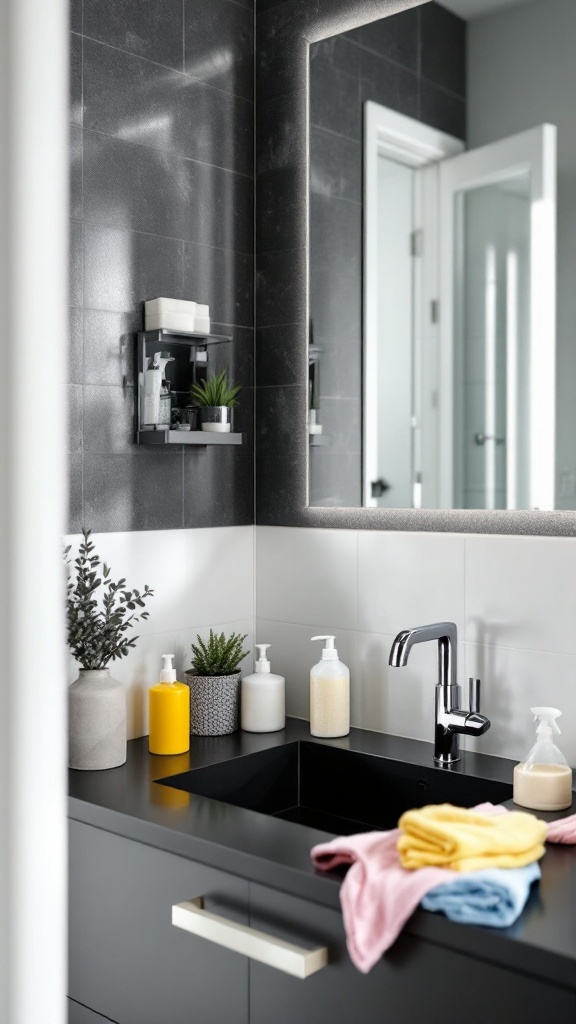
[190, 369, 241, 433]
[185, 629, 249, 735]
[65, 529, 154, 770]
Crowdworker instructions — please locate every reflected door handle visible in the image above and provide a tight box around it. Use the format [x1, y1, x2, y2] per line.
[172, 898, 329, 979]
[371, 478, 391, 497]
[474, 432, 505, 446]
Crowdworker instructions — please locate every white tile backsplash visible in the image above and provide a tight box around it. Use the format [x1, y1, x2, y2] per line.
[256, 526, 358, 629]
[66, 526, 254, 638]
[465, 535, 576, 655]
[67, 521, 576, 764]
[358, 531, 465, 636]
[463, 643, 576, 765]
[257, 526, 576, 767]
[65, 527, 254, 740]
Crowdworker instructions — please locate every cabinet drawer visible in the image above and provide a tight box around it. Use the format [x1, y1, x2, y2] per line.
[69, 821, 249, 1024]
[248, 883, 576, 1024]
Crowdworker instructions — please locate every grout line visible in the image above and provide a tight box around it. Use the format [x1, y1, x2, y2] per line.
[309, 121, 360, 146]
[356, 528, 360, 635]
[463, 534, 468, 650]
[80, 207, 254, 257]
[419, 72, 466, 105]
[255, 616, 574, 660]
[308, 191, 361, 209]
[80, 125, 254, 183]
[251, 0, 255, 528]
[256, 320, 302, 330]
[256, 383, 303, 391]
[258, 616, 359, 635]
[181, 448, 185, 528]
[80, 34, 254, 107]
[79, 27, 85, 529]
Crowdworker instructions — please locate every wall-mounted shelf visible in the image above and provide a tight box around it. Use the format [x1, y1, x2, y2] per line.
[136, 328, 243, 448]
[138, 429, 244, 446]
[139, 328, 232, 347]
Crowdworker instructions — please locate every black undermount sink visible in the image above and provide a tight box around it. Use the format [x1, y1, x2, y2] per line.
[157, 742, 513, 836]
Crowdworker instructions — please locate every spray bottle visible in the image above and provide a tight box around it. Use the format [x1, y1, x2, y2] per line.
[513, 707, 573, 811]
[309, 635, 350, 738]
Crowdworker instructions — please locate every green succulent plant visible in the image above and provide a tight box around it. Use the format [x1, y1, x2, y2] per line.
[190, 629, 249, 676]
[64, 528, 154, 669]
[190, 369, 241, 408]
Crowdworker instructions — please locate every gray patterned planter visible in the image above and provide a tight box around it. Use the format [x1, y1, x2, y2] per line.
[185, 671, 241, 736]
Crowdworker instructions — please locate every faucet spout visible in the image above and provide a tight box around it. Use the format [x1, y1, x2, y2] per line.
[389, 621, 490, 765]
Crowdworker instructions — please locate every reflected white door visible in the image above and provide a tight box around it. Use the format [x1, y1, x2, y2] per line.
[439, 125, 557, 510]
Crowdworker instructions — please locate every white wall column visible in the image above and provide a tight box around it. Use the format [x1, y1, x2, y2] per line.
[0, 0, 69, 1021]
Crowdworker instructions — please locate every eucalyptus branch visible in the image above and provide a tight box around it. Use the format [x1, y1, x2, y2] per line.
[64, 529, 154, 670]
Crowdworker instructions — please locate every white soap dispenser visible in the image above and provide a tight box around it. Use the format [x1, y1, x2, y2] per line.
[513, 706, 573, 811]
[241, 644, 286, 733]
[310, 635, 350, 738]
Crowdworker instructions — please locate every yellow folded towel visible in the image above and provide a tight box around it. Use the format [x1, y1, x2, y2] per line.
[397, 803, 546, 872]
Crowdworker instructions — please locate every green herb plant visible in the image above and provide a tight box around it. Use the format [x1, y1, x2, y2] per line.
[65, 528, 154, 669]
[190, 369, 241, 409]
[190, 629, 249, 676]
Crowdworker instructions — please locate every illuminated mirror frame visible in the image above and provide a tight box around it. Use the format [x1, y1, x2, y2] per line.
[255, 0, 576, 536]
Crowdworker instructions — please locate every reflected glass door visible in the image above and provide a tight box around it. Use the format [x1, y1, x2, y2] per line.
[454, 175, 530, 509]
[439, 124, 556, 511]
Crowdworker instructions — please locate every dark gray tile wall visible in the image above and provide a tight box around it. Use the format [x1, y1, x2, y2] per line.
[68, 0, 255, 534]
[308, 2, 465, 506]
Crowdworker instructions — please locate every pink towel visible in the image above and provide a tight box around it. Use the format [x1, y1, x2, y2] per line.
[546, 812, 576, 844]
[311, 828, 457, 972]
[311, 802, 508, 973]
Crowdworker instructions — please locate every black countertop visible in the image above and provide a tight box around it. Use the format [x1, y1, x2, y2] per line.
[69, 719, 576, 991]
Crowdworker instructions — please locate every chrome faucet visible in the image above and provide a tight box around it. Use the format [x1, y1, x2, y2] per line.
[389, 622, 490, 764]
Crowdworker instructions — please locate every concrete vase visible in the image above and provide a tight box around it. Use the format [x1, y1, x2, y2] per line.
[68, 669, 127, 770]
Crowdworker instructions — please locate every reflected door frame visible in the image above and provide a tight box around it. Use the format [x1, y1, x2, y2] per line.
[363, 103, 463, 508]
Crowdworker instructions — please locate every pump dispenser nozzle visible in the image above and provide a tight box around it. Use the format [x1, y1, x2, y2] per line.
[255, 644, 271, 674]
[160, 654, 177, 684]
[311, 635, 338, 660]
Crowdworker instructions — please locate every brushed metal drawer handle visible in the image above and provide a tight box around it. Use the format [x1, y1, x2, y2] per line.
[172, 898, 328, 979]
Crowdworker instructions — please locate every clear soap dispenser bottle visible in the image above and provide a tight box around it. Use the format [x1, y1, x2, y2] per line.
[513, 706, 573, 811]
[310, 635, 350, 738]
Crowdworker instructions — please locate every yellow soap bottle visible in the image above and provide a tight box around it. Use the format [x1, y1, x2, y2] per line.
[149, 654, 190, 755]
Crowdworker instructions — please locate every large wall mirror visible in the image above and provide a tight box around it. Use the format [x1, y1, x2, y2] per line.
[256, 0, 576, 535]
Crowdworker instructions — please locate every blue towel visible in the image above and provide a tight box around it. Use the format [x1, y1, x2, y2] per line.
[420, 861, 541, 927]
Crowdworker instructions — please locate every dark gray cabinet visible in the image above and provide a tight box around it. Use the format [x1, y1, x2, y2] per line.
[69, 822, 576, 1024]
[248, 884, 575, 1024]
[68, 821, 249, 1024]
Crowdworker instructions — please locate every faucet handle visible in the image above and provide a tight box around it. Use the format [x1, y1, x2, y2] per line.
[469, 678, 481, 714]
